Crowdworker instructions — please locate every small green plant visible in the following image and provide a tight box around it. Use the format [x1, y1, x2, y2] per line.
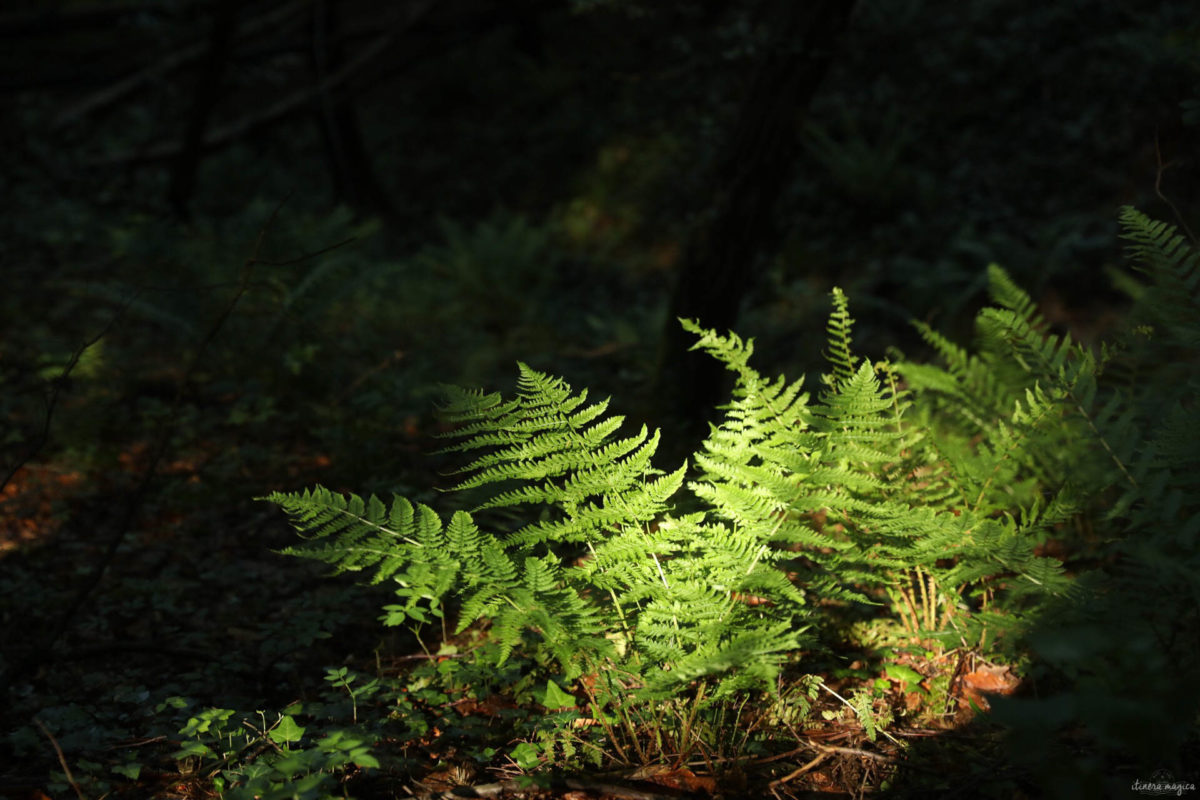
[323, 666, 379, 725]
[160, 679, 384, 800]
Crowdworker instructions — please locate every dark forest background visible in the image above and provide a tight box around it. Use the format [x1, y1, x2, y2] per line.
[1, 0, 1197, 797]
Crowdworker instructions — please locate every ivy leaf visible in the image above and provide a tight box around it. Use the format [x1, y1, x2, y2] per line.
[171, 740, 211, 759]
[269, 714, 306, 744]
[510, 741, 542, 770]
[884, 663, 925, 689]
[539, 679, 576, 710]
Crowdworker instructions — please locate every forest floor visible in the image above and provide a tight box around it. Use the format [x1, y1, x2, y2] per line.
[0, 419, 1041, 800]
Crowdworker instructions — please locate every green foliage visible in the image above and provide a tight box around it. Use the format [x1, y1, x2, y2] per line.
[269, 361, 803, 695]
[386, 212, 605, 393]
[985, 208, 1200, 796]
[9, 1, 1195, 794]
[803, 110, 916, 215]
[768, 0, 1200, 349]
[160, 679, 384, 800]
[265, 208, 1198, 792]
[689, 282, 1078, 649]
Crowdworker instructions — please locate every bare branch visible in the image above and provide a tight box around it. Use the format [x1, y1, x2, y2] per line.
[33, 719, 86, 800]
[53, 0, 311, 130]
[0, 300, 130, 496]
[93, 1, 434, 167]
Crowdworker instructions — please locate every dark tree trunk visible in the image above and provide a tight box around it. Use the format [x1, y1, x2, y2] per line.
[310, 0, 394, 219]
[167, 0, 237, 220]
[655, 0, 857, 440]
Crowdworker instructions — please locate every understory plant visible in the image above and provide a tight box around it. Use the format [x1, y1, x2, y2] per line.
[264, 207, 1198, 787]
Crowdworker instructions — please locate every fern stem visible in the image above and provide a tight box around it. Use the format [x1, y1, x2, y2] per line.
[675, 681, 707, 768]
[901, 579, 920, 634]
[916, 568, 936, 633]
[587, 540, 633, 640]
[615, 676, 650, 763]
[971, 400, 1049, 512]
[882, 362, 906, 436]
[939, 588, 957, 631]
[1036, 336, 1139, 492]
[583, 676, 631, 765]
[333, 505, 423, 548]
[889, 582, 920, 634]
[1069, 397, 1139, 491]
[747, 543, 769, 576]
[977, 587, 992, 651]
[651, 552, 670, 589]
[917, 567, 933, 631]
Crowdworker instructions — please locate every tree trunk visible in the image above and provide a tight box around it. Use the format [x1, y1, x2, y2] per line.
[310, 0, 395, 220]
[167, 0, 237, 219]
[655, 0, 857, 440]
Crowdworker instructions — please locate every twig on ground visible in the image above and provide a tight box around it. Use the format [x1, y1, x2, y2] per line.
[391, 651, 466, 661]
[769, 751, 831, 791]
[810, 743, 894, 762]
[33, 718, 86, 800]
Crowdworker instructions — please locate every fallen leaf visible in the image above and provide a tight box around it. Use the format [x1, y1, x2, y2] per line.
[961, 664, 1019, 695]
[641, 767, 716, 795]
[958, 663, 1019, 711]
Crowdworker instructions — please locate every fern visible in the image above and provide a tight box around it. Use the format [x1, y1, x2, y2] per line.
[984, 209, 1200, 791]
[1120, 205, 1200, 348]
[265, 361, 809, 693]
[263, 207, 1198, 774]
[688, 285, 1077, 646]
[438, 363, 684, 548]
[269, 488, 448, 583]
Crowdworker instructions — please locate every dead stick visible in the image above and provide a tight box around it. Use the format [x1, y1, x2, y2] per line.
[34, 718, 86, 800]
[769, 751, 830, 789]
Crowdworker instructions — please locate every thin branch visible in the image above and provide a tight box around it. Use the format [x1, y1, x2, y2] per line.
[331, 349, 404, 407]
[1154, 132, 1198, 245]
[561, 777, 687, 800]
[33, 718, 86, 800]
[769, 751, 830, 790]
[458, 777, 689, 800]
[52, 0, 311, 130]
[390, 651, 466, 662]
[95, 1, 434, 166]
[252, 235, 357, 266]
[0, 300, 130, 496]
[809, 743, 894, 761]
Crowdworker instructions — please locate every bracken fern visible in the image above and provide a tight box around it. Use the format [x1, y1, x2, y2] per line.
[264, 207, 1198, 776]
